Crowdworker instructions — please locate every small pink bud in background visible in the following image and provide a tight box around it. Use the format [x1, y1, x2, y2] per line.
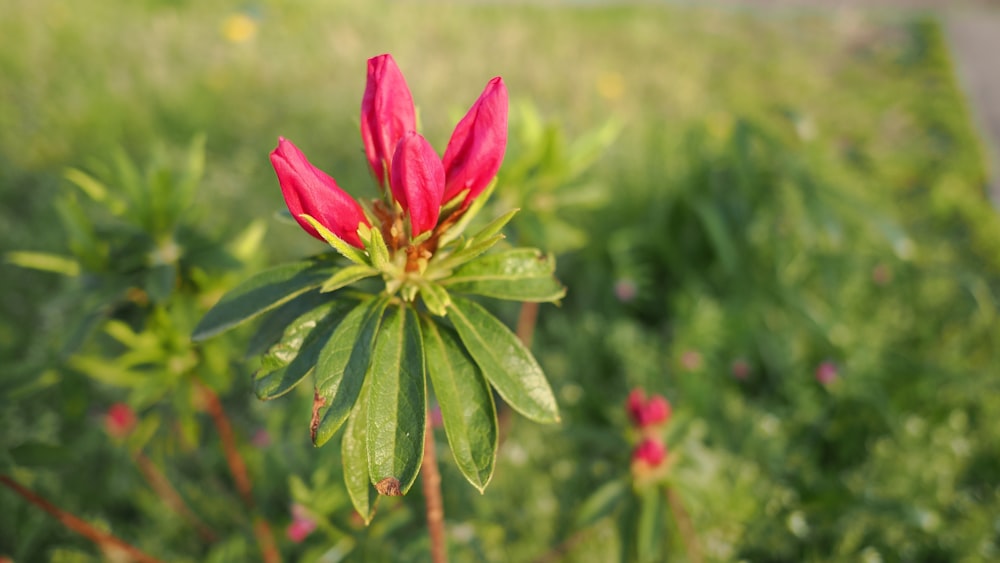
[815, 361, 838, 385]
[429, 405, 444, 430]
[872, 263, 892, 286]
[681, 350, 702, 372]
[632, 438, 666, 467]
[614, 278, 638, 303]
[286, 504, 317, 543]
[105, 403, 136, 439]
[625, 389, 672, 428]
[731, 358, 751, 380]
[251, 428, 270, 448]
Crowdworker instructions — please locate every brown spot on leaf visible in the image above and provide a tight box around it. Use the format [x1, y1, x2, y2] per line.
[375, 477, 402, 496]
[309, 391, 325, 442]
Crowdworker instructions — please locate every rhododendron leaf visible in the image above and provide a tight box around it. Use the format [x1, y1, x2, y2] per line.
[637, 487, 666, 562]
[320, 264, 378, 294]
[300, 214, 370, 267]
[443, 249, 565, 303]
[342, 381, 378, 524]
[434, 233, 505, 272]
[254, 302, 351, 400]
[448, 296, 559, 423]
[313, 296, 390, 446]
[438, 180, 497, 246]
[468, 208, 519, 245]
[192, 259, 336, 341]
[575, 478, 627, 529]
[419, 282, 451, 317]
[422, 318, 497, 492]
[245, 290, 331, 358]
[362, 226, 391, 270]
[367, 305, 425, 496]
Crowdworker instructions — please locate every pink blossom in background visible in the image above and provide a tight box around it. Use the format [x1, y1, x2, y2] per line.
[251, 428, 271, 448]
[815, 361, 838, 385]
[429, 405, 443, 429]
[614, 278, 638, 303]
[104, 403, 136, 439]
[625, 389, 672, 428]
[731, 358, 751, 380]
[680, 349, 702, 372]
[286, 504, 317, 543]
[631, 437, 667, 467]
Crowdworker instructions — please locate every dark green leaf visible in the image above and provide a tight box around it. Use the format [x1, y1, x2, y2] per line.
[312, 297, 390, 446]
[448, 296, 559, 423]
[254, 301, 352, 400]
[192, 259, 336, 341]
[367, 306, 426, 496]
[244, 290, 332, 358]
[575, 478, 628, 529]
[443, 248, 565, 303]
[10, 443, 70, 467]
[422, 319, 497, 492]
[342, 381, 378, 524]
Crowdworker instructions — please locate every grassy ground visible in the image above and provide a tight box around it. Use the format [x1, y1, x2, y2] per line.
[2, 1, 997, 561]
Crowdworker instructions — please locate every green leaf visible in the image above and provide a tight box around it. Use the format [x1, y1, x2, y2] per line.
[245, 290, 332, 358]
[254, 302, 352, 400]
[637, 486, 666, 563]
[448, 296, 559, 423]
[367, 305, 426, 496]
[419, 282, 451, 317]
[320, 264, 378, 294]
[433, 233, 505, 273]
[469, 208, 519, 245]
[443, 248, 566, 303]
[575, 478, 627, 529]
[312, 297, 390, 446]
[300, 214, 370, 267]
[363, 225, 391, 270]
[342, 381, 378, 524]
[192, 259, 336, 341]
[421, 319, 497, 492]
[5, 251, 81, 276]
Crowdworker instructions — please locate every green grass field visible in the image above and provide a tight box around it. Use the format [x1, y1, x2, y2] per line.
[2, 1, 999, 561]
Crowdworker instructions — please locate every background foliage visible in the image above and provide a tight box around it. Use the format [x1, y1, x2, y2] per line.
[1, 1, 998, 561]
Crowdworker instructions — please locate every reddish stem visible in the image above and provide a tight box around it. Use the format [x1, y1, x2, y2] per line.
[421, 416, 448, 563]
[0, 475, 164, 563]
[665, 486, 703, 563]
[134, 452, 218, 543]
[197, 381, 281, 563]
[516, 301, 539, 347]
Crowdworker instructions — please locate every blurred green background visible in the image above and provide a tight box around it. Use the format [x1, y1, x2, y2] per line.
[2, 0, 999, 561]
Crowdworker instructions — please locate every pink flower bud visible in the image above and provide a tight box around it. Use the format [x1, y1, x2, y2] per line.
[442, 77, 508, 206]
[625, 389, 672, 428]
[625, 388, 646, 424]
[270, 137, 370, 248]
[105, 403, 136, 439]
[286, 504, 317, 543]
[815, 361, 838, 385]
[632, 438, 666, 467]
[390, 132, 445, 236]
[361, 54, 416, 190]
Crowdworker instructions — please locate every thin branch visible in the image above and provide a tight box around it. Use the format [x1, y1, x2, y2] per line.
[0, 475, 164, 563]
[665, 486, 703, 563]
[197, 380, 281, 563]
[421, 416, 448, 563]
[133, 452, 218, 543]
[516, 301, 540, 347]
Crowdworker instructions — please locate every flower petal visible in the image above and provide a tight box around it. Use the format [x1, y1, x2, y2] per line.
[390, 132, 445, 237]
[361, 54, 417, 190]
[442, 77, 508, 205]
[270, 137, 369, 248]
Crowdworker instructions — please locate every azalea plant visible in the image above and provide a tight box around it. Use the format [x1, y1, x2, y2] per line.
[192, 54, 564, 528]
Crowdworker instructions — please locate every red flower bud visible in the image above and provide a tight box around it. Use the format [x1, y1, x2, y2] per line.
[442, 77, 508, 206]
[270, 137, 369, 248]
[105, 403, 136, 439]
[632, 438, 666, 467]
[390, 132, 445, 237]
[361, 54, 416, 190]
[815, 361, 838, 385]
[626, 388, 672, 428]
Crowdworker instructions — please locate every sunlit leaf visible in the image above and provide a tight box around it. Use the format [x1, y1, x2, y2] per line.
[443, 248, 565, 303]
[342, 381, 378, 524]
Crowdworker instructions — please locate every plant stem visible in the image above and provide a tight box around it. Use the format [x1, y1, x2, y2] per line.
[0, 474, 164, 563]
[134, 452, 218, 543]
[516, 301, 540, 347]
[197, 380, 281, 563]
[665, 486, 703, 563]
[421, 416, 447, 563]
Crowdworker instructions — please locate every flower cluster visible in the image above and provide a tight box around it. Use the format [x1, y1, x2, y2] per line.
[270, 54, 508, 278]
[104, 403, 137, 439]
[626, 389, 672, 479]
